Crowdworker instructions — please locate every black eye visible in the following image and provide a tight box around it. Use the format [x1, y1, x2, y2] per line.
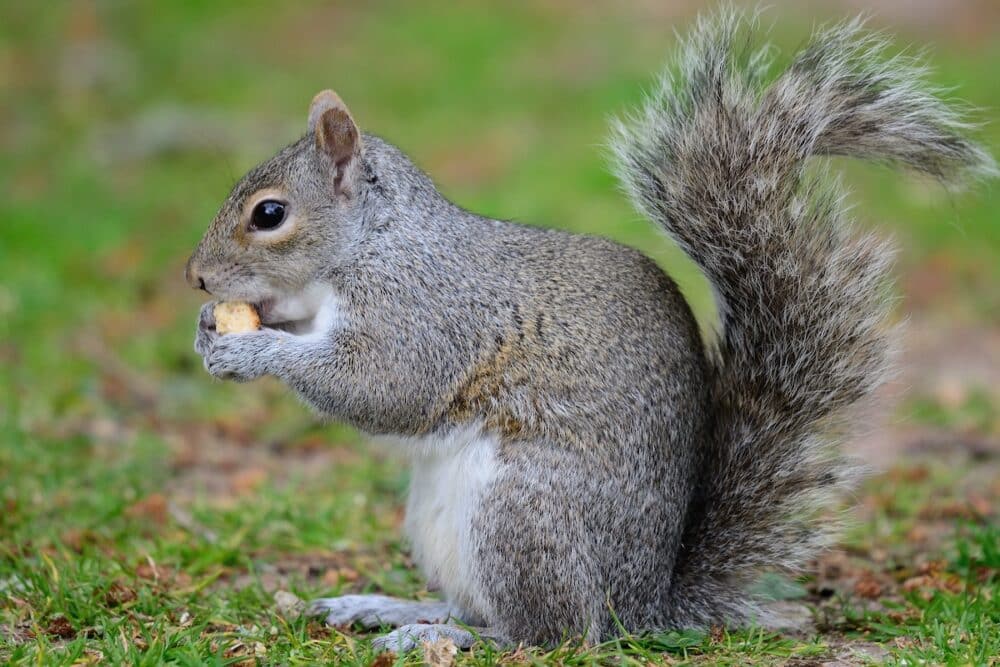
[250, 200, 287, 230]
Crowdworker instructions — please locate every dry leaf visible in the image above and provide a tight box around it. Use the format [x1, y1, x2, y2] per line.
[853, 572, 883, 599]
[322, 566, 359, 585]
[46, 616, 76, 639]
[61, 528, 95, 552]
[125, 493, 168, 523]
[71, 649, 105, 666]
[231, 467, 268, 495]
[104, 581, 137, 606]
[422, 636, 458, 667]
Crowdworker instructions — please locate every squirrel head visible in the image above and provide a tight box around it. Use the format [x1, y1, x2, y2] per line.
[185, 90, 363, 302]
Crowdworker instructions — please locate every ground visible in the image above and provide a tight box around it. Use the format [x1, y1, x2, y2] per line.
[1, 1, 998, 665]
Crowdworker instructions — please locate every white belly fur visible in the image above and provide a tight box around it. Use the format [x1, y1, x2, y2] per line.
[394, 424, 500, 622]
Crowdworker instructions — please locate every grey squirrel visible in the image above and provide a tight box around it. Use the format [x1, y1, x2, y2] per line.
[185, 10, 994, 652]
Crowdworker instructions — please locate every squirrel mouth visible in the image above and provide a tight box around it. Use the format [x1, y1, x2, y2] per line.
[254, 299, 279, 325]
[255, 299, 310, 332]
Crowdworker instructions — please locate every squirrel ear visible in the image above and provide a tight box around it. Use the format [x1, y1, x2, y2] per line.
[308, 89, 353, 134]
[309, 90, 360, 188]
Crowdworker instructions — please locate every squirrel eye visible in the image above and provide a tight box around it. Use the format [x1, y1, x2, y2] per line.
[250, 200, 287, 231]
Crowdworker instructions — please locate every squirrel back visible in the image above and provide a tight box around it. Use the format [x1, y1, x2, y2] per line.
[610, 11, 994, 626]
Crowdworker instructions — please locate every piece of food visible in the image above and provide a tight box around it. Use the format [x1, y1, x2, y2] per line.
[214, 301, 261, 335]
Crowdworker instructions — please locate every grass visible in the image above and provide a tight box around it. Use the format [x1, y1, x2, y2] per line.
[1, 1, 998, 664]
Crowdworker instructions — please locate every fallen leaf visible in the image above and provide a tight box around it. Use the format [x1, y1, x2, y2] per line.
[306, 620, 332, 640]
[213, 417, 257, 445]
[71, 649, 105, 666]
[231, 467, 268, 495]
[125, 493, 168, 524]
[368, 654, 395, 667]
[61, 528, 96, 552]
[887, 609, 920, 623]
[918, 560, 947, 576]
[422, 636, 458, 667]
[933, 377, 967, 409]
[223, 640, 248, 658]
[853, 574, 883, 600]
[322, 566, 359, 585]
[888, 464, 930, 483]
[135, 561, 160, 581]
[104, 581, 137, 607]
[902, 571, 964, 600]
[918, 496, 994, 521]
[967, 495, 993, 518]
[902, 574, 934, 594]
[46, 616, 76, 639]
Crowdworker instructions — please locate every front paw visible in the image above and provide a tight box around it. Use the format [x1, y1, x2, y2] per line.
[202, 330, 278, 382]
[372, 624, 478, 653]
[194, 301, 219, 356]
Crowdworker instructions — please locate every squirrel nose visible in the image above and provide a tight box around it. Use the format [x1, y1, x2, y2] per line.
[185, 261, 211, 293]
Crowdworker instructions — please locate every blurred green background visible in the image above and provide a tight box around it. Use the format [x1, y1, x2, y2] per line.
[1, 1, 997, 664]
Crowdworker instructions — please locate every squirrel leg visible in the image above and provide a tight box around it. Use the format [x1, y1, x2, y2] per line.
[307, 594, 453, 629]
[471, 445, 612, 645]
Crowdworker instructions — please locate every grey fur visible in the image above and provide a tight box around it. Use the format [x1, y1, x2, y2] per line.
[187, 9, 992, 648]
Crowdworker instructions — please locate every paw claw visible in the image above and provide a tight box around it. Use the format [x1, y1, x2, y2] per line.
[371, 626, 421, 653]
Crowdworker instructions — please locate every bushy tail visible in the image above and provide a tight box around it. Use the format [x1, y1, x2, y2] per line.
[611, 10, 994, 627]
